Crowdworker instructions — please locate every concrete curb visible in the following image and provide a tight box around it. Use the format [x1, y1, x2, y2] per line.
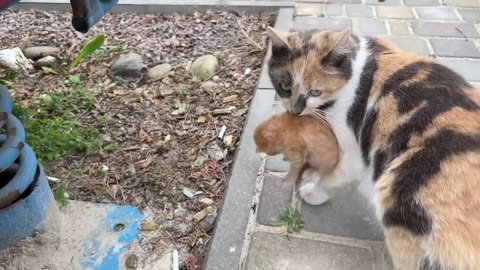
[16, 0, 294, 14]
[203, 8, 293, 270]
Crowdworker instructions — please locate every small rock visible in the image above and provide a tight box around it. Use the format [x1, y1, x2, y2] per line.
[0, 47, 33, 71]
[207, 143, 225, 161]
[35, 55, 57, 67]
[199, 212, 217, 232]
[126, 254, 138, 269]
[140, 223, 159, 231]
[190, 54, 218, 80]
[197, 116, 206, 124]
[223, 135, 233, 146]
[110, 53, 146, 80]
[24, 46, 60, 60]
[198, 198, 213, 205]
[201, 81, 218, 90]
[147, 63, 171, 80]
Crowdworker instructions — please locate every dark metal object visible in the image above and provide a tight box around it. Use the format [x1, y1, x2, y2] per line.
[70, 0, 119, 33]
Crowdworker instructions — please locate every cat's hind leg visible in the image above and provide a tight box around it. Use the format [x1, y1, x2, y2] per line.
[384, 227, 424, 270]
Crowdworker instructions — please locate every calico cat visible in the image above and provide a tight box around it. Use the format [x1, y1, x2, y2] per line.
[266, 26, 480, 270]
[253, 112, 339, 195]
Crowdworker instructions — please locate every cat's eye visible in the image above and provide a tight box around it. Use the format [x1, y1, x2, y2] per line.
[309, 89, 323, 97]
[279, 81, 291, 91]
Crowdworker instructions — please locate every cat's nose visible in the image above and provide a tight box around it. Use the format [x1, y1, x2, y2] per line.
[291, 94, 306, 114]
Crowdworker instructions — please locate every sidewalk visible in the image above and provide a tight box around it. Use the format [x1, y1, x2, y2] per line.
[205, 1, 480, 269]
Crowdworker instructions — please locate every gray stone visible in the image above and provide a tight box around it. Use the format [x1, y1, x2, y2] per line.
[245, 232, 376, 270]
[458, 9, 480, 22]
[302, 183, 384, 241]
[415, 7, 458, 20]
[376, 6, 415, 19]
[385, 37, 430, 56]
[24, 46, 60, 60]
[437, 58, 480, 82]
[35, 55, 56, 67]
[190, 54, 219, 80]
[275, 8, 294, 32]
[203, 90, 276, 270]
[430, 39, 480, 58]
[443, 0, 480, 7]
[366, 0, 402, 5]
[293, 17, 352, 31]
[346, 4, 373, 17]
[389, 21, 410, 36]
[325, 4, 343, 16]
[147, 63, 171, 80]
[257, 174, 293, 225]
[296, 3, 324, 16]
[265, 154, 290, 172]
[110, 53, 146, 79]
[357, 19, 387, 35]
[412, 22, 480, 38]
[404, 0, 440, 5]
[0, 47, 34, 71]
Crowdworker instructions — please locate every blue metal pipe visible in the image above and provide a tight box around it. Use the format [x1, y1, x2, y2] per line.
[70, 0, 119, 33]
[0, 84, 12, 127]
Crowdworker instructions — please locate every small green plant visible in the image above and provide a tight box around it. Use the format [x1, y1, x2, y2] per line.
[179, 88, 188, 95]
[41, 67, 58, 75]
[0, 71, 18, 86]
[54, 183, 69, 208]
[104, 143, 118, 152]
[65, 74, 81, 86]
[13, 89, 102, 162]
[214, 51, 226, 62]
[70, 34, 106, 69]
[95, 46, 124, 59]
[272, 205, 304, 234]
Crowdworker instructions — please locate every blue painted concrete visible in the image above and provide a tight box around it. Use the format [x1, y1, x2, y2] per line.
[81, 204, 145, 270]
[0, 165, 56, 249]
[71, 0, 119, 32]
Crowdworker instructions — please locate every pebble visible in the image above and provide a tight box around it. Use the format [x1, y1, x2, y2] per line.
[35, 55, 57, 67]
[110, 53, 146, 80]
[126, 254, 138, 269]
[190, 54, 218, 80]
[24, 46, 60, 60]
[147, 63, 171, 80]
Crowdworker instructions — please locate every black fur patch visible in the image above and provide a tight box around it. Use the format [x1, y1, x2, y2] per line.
[366, 38, 389, 55]
[318, 100, 336, 111]
[384, 130, 480, 235]
[359, 109, 378, 165]
[419, 257, 443, 270]
[373, 150, 387, 182]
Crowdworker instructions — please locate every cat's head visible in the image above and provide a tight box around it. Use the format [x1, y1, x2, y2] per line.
[267, 27, 358, 114]
[253, 115, 285, 156]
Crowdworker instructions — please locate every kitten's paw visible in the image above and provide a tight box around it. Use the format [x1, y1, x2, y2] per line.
[299, 183, 330, 206]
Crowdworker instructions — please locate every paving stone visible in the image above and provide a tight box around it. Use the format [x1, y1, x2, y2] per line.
[258, 48, 273, 89]
[245, 232, 376, 270]
[294, 17, 352, 31]
[257, 174, 293, 226]
[296, 3, 324, 16]
[389, 21, 410, 36]
[443, 0, 480, 8]
[325, 0, 361, 3]
[325, 4, 343, 16]
[412, 22, 480, 38]
[415, 7, 458, 20]
[403, 0, 441, 5]
[458, 9, 480, 22]
[366, 0, 402, 5]
[430, 39, 480, 58]
[376, 6, 415, 19]
[385, 37, 431, 56]
[302, 183, 384, 240]
[265, 154, 290, 172]
[437, 58, 480, 82]
[357, 19, 387, 35]
[346, 4, 372, 17]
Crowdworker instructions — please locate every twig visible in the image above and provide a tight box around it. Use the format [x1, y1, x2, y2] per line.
[455, 27, 468, 41]
[236, 18, 264, 50]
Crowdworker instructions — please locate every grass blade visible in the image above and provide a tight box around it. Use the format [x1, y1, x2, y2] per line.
[70, 34, 105, 69]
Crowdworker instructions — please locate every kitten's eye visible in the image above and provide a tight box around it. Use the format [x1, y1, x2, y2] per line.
[279, 81, 291, 91]
[309, 89, 323, 97]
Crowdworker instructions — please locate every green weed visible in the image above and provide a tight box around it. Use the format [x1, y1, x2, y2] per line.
[54, 183, 69, 208]
[272, 205, 304, 234]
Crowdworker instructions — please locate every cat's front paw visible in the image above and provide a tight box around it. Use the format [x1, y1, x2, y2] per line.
[299, 182, 330, 206]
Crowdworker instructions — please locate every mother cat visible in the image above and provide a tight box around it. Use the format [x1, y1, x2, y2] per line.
[266, 27, 480, 270]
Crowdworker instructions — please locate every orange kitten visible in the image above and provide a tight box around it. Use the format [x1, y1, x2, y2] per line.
[254, 112, 339, 190]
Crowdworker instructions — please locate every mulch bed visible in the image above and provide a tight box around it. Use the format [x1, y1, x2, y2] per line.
[0, 9, 274, 269]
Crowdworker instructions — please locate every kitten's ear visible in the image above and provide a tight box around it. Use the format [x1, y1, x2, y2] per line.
[322, 28, 352, 73]
[267, 27, 291, 56]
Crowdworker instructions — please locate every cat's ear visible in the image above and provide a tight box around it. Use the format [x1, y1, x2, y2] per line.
[322, 29, 352, 73]
[267, 27, 291, 56]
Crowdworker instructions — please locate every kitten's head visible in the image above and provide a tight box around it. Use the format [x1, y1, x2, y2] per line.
[267, 27, 358, 114]
[253, 115, 285, 156]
